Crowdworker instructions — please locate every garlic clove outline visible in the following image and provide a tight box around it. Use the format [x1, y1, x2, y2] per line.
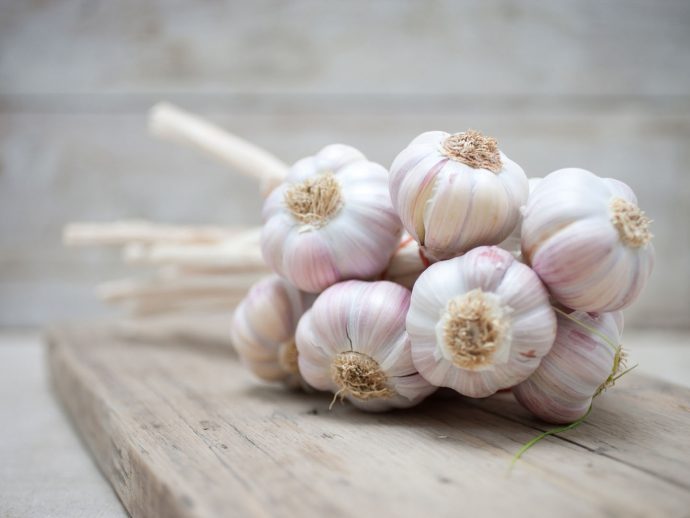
[389, 130, 529, 261]
[513, 310, 625, 424]
[407, 246, 557, 398]
[521, 168, 654, 312]
[295, 280, 436, 412]
[380, 232, 430, 289]
[262, 144, 402, 293]
[231, 275, 316, 388]
[498, 177, 542, 259]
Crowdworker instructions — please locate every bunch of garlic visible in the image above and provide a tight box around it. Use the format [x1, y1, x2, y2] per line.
[261, 144, 402, 293]
[296, 280, 436, 411]
[389, 130, 529, 261]
[227, 129, 653, 425]
[231, 275, 315, 388]
[67, 102, 653, 436]
[498, 177, 541, 258]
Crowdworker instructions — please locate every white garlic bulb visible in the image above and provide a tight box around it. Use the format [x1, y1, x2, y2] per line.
[521, 168, 654, 312]
[261, 144, 402, 293]
[231, 275, 315, 388]
[380, 232, 430, 289]
[498, 177, 541, 258]
[407, 246, 556, 398]
[389, 130, 529, 261]
[513, 310, 624, 424]
[296, 280, 436, 412]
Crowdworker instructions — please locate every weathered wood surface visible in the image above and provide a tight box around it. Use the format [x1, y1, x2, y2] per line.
[47, 323, 690, 518]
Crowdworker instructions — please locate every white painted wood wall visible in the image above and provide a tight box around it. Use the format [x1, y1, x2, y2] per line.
[1, 0, 688, 328]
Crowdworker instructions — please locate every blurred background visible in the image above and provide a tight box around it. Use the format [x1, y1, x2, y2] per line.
[1, 0, 689, 330]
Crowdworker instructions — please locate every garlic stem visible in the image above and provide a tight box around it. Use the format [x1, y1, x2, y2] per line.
[97, 274, 261, 303]
[552, 307, 618, 354]
[509, 405, 593, 472]
[149, 102, 288, 195]
[123, 241, 267, 272]
[130, 296, 242, 316]
[63, 220, 241, 246]
[510, 362, 639, 470]
[122, 227, 266, 271]
[510, 309, 638, 468]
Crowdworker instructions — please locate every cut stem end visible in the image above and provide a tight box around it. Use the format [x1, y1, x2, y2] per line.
[610, 197, 652, 248]
[284, 173, 343, 227]
[278, 340, 300, 376]
[330, 351, 394, 402]
[442, 130, 502, 172]
[442, 289, 508, 370]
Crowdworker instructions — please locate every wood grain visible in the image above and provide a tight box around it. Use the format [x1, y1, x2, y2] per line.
[47, 323, 690, 518]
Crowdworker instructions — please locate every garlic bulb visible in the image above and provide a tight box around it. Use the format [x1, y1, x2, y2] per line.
[380, 232, 429, 289]
[389, 130, 529, 261]
[296, 280, 436, 411]
[407, 246, 556, 398]
[513, 310, 624, 424]
[231, 275, 315, 388]
[498, 177, 541, 258]
[261, 144, 402, 293]
[521, 168, 654, 312]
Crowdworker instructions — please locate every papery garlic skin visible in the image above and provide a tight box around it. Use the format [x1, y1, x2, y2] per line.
[231, 275, 315, 388]
[498, 177, 541, 258]
[521, 168, 654, 312]
[381, 232, 429, 289]
[407, 246, 556, 398]
[296, 280, 436, 412]
[389, 130, 529, 261]
[513, 311, 624, 424]
[261, 144, 402, 293]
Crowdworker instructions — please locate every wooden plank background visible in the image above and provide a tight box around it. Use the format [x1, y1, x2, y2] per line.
[1, 0, 689, 328]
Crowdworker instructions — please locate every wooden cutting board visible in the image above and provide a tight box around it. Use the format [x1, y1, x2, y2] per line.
[46, 323, 690, 518]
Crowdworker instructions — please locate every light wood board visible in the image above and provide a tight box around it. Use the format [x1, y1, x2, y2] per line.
[46, 323, 690, 518]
